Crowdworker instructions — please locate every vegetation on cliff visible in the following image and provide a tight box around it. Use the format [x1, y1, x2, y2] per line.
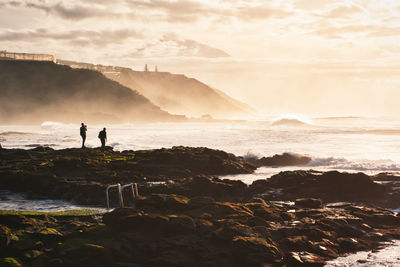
[0, 61, 183, 123]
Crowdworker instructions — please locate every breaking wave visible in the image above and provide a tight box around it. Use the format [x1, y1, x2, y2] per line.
[0, 131, 35, 136]
[243, 151, 263, 160]
[41, 121, 75, 130]
[307, 156, 400, 172]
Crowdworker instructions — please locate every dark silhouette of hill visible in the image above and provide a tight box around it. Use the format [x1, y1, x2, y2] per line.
[0, 61, 184, 123]
[58, 60, 253, 118]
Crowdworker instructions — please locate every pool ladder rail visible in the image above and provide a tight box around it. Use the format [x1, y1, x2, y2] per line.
[106, 183, 139, 209]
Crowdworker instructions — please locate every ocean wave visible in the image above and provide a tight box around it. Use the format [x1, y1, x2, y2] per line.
[348, 129, 400, 136]
[308, 157, 400, 172]
[316, 116, 364, 120]
[25, 144, 58, 148]
[243, 151, 263, 160]
[110, 142, 121, 147]
[0, 131, 35, 136]
[41, 121, 75, 130]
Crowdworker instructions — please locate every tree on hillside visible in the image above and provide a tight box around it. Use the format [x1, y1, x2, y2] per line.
[155, 65, 158, 72]
[144, 64, 149, 72]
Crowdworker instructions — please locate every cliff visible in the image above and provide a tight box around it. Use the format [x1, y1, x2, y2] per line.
[0, 61, 184, 123]
[58, 60, 252, 118]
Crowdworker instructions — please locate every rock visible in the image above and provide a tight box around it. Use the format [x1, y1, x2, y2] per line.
[206, 202, 253, 219]
[287, 251, 325, 266]
[231, 236, 282, 265]
[188, 196, 216, 208]
[295, 198, 323, 209]
[337, 237, 365, 252]
[0, 146, 254, 205]
[23, 249, 44, 260]
[136, 194, 189, 212]
[195, 219, 214, 233]
[263, 170, 388, 205]
[244, 203, 284, 222]
[245, 152, 311, 167]
[214, 220, 259, 240]
[60, 238, 111, 266]
[103, 208, 169, 232]
[148, 250, 195, 267]
[0, 258, 22, 267]
[1, 194, 400, 266]
[167, 215, 196, 233]
[0, 225, 13, 249]
[31, 227, 63, 242]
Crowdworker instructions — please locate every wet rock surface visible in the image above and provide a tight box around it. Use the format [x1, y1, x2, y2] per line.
[3, 147, 398, 208]
[0, 146, 254, 205]
[248, 170, 400, 209]
[1, 146, 400, 266]
[0, 196, 399, 266]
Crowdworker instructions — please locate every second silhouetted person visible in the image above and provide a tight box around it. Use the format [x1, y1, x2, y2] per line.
[98, 128, 107, 149]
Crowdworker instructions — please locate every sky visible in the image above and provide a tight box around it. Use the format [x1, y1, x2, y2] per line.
[1, 0, 400, 117]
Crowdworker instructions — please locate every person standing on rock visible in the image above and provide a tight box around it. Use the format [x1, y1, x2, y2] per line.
[98, 128, 107, 149]
[80, 123, 87, 148]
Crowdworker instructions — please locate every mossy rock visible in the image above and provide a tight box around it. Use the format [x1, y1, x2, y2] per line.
[0, 209, 105, 217]
[0, 225, 18, 249]
[0, 257, 22, 267]
[23, 249, 43, 260]
[9, 234, 38, 251]
[60, 238, 111, 266]
[31, 227, 63, 242]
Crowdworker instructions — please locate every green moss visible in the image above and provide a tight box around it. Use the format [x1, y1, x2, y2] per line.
[0, 209, 105, 217]
[39, 228, 62, 236]
[0, 257, 22, 267]
[39, 160, 54, 167]
[61, 238, 103, 252]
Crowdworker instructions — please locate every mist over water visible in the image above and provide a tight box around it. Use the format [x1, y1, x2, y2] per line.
[2, 116, 400, 183]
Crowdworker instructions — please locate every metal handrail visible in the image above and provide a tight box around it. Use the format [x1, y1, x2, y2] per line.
[106, 183, 122, 209]
[106, 182, 139, 209]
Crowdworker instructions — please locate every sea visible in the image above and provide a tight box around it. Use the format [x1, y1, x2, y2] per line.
[2, 115, 400, 184]
[2, 115, 400, 265]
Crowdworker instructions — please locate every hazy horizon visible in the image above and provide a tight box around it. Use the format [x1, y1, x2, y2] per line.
[1, 0, 400, 117]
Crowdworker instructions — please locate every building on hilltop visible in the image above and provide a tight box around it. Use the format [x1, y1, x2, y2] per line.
[0, 51, 56, 63]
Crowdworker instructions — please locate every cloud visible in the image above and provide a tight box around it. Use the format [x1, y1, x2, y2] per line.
[1, 0, 293, 23]
[311, 23, 400, 39]
[293, 0, 337, 11]
[237, 6, 292, 21]
[127, 0, 230, 23]
[324, 5, 364, 18]
[368, 27, 400, 38]
[127, 0, 293, 22]
[129, 33, 230, 58]
[161, 33, 230, 58]
[1, 0, 126, 20]
[0, 28, 144, 46]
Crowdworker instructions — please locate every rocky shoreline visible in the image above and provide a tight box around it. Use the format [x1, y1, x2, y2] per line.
[1, 146, 400, 266]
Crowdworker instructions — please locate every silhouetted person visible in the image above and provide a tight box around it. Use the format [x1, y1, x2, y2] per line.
[98, 128, 107, 149]
[80, 123, 87, 148]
